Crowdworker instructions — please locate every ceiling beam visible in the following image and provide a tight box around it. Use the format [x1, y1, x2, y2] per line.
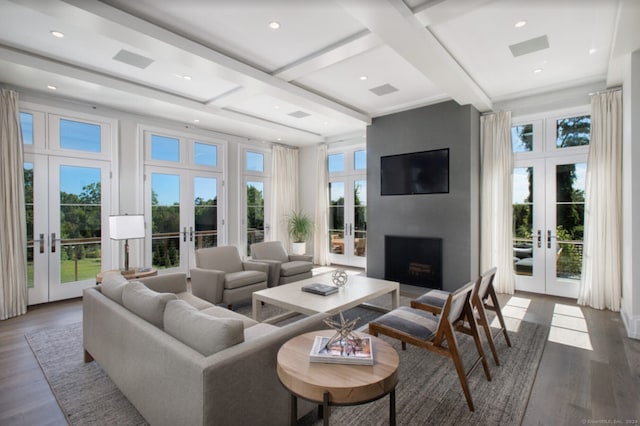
[14, 0, 371, 125]
[411, 0, 498, 27]
[336, 0, 492, 112]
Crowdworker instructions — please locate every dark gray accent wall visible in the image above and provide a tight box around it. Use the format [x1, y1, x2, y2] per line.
[366, 101, 480, 292]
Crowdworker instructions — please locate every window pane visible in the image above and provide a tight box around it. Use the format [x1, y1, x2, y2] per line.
[246, 151, 264, 172]
[329, 182, 344, 254]
[20, 112, 33, 145]
[59, 165, 102, 282]
[555, 162, 586, 280]
[194, 177, 218, 249]
[511, 124, 533, 153]
[328, 153, 344, 173]
[24, 163, 34, 288]
[151, 135, 180, 162]
[60, 119, 101, 152]
[354, 180, 367, 258]
[194, 142, 217, 167]
[556, 115, 590, 148]
[354, 150, 366, 170]
[151, 173, 180, 269]
[513, 167, 534, 276]
[247, 181, 264, 255]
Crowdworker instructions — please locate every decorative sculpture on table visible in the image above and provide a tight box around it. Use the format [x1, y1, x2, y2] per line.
[331, 269, 348, 288]
[322, 312, 361, 350]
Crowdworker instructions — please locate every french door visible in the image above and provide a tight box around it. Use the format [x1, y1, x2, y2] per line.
[245, 178, 269, 257]
[328, 177, 367, 268]
[26, 155, 112, 304]
[144, 166, 223, 274]
[513, 155, 586, 298]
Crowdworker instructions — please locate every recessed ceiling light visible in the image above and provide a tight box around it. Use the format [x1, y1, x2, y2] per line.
[533, 68, 543, 74]
[269, 21, 281, 30]
[193, 119, 200, 123]
[359, 75, 368, 81]
[589, 48, 597, 55]
[515, 20, 527, 28]
[276, 137, 282, 141]
[47, 85, 57, 90]
[50, 30, 64, 38]
[274, 105, 280, 109]
[183, 75, 192, 81]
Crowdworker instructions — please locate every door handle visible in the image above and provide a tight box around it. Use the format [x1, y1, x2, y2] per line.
[51, 232, 56, 253]
[547, 230, 555, 249]
[349, 223, 353, 236]
[183, 227, 187, 242]
[537, 230, 542, 248]
[189, 226, 194, 242]
[39, 233, 45, 253]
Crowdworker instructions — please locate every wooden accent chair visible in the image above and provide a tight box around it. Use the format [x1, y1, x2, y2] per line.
[411, 267, 511, 366]
[368, 280, 491, 412]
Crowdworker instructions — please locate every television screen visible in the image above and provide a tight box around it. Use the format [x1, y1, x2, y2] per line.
[380, 148, 449, 195]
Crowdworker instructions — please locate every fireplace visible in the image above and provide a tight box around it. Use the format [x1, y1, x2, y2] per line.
[385, 235, 442, 289]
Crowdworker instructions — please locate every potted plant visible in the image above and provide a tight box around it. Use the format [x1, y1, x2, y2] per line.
[287, 210, 313, 255]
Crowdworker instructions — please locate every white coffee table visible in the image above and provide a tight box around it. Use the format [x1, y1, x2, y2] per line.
[252, 273, 400, 323]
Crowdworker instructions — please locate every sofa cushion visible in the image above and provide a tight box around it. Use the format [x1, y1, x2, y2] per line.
[200, 306, 259, 328]
[224, 270, 267, 289]
[164, 300, 244, 356]
[122, 281, 177, 328]
[176, 292, 215, 310]
[101, 271, 128, 305]
[280, 260, 313, 277]
[244, 323, 279, 342]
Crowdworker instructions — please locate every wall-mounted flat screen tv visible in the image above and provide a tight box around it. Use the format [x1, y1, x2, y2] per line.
[380, 148, 449, 195]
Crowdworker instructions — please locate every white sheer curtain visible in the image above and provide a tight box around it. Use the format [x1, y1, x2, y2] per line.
[313, 144, 330, 265]
[0, 89, 28, 320]
[271, 145, 299, 247]
[578, 90, 622, 311]
[480, 111, 515, 294]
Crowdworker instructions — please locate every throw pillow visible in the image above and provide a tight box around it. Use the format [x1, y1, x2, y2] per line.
[122, 281, 177, 328]
[101, 271, 128, 305]
[164, 300, 244, 356]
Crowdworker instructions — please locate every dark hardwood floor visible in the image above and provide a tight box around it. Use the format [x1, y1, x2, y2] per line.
[0, 291, 638, 425]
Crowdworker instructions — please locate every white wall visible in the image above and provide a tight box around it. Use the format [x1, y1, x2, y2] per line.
[622, 50, 640, 339]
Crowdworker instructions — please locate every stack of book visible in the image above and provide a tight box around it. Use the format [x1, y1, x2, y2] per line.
[309, 335, 374, 365]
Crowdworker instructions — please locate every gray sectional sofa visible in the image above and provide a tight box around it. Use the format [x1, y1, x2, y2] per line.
[83, 271, 327, 426]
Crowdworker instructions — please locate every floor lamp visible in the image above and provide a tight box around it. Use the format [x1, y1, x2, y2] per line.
[109, 214, 145, 274]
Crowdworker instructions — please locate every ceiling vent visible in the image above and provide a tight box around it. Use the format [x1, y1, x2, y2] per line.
[509, 35, 549, 57]
[369, 84, 398, 96]
[113, 49, 154, 69]
[288, 110, 311, 119]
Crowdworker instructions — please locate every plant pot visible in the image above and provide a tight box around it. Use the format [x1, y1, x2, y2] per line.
[291, 242, 306, 255]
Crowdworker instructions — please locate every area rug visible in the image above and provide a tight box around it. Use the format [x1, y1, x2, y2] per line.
[26, 313, 547, 426]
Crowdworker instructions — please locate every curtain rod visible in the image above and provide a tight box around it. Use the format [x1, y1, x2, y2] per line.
[588, 87, 622, 96]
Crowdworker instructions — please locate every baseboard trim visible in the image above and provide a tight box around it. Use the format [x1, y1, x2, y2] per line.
[621, 308, 640, 340]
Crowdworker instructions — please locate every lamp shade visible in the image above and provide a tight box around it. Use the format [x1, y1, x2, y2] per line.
[109, 215, 145, 240]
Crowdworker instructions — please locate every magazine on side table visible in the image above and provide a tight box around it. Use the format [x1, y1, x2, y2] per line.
[309, 335, 374, 365]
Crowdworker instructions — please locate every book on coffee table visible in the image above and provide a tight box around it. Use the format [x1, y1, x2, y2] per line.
[301, 283, 339, 296]
[309, 335, 374, 365]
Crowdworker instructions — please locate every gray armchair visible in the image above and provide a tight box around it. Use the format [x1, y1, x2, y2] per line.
[190, 246, 268, 309]
[250, 241, 313, 287]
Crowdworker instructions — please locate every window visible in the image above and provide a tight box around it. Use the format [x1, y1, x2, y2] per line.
[20, 112, 33, 145]
[328, 153, 344, 173]
[151, 134, 180, 162]
[511, 124, 533, 153]
[555, 115, 591, 148]
[246, 151, 264, 172]
[59, 119, 101, 152]
[354, 150, 366, 170]
[194, 142, 217, 167]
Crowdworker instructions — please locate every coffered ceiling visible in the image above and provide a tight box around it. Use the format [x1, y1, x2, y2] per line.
[0, 0, 638, 146]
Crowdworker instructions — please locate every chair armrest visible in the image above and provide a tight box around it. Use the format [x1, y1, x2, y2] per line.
[249, 259, 282, 287]
[190, 268, 225, 305]
[288, 254, 312, 263]
[242, 261, 269, 274]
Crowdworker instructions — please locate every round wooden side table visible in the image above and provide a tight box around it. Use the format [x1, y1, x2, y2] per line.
[95, 268, 157, 284]
[277, 330, 399, 426]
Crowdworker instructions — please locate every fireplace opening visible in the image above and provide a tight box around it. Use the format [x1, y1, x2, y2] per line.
[385, 235, 442, 289]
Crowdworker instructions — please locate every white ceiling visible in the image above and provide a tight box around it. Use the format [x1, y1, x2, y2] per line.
[0, 0, 638, 146]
